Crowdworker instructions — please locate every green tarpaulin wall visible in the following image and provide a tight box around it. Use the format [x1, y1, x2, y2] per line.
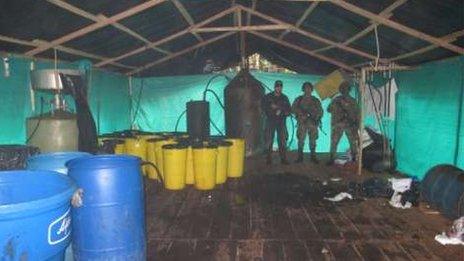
[131, 71, 352, 152]
[1, 55, 463, 180]
[0, 56, 131, 144]
[395, 56, 464, 180]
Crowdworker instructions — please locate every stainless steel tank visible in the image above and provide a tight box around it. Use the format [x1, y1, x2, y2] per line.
[224, 70, 265, 156]
[26, 110, 78, 152]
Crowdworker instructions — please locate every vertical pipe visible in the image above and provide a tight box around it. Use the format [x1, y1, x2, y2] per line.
[358, 68, 366, 176]
[453, 58, 464, 165]
[129, 76, 134, 129]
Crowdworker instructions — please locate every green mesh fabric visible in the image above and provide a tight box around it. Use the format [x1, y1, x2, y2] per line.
[395, 56, 464, 180]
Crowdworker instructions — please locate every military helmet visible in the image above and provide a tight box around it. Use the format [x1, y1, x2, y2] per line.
[302, 82, 313, 92]
[274, 80, 283, 87]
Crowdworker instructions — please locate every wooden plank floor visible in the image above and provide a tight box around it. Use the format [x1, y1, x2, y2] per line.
[145, 154, 464, 260]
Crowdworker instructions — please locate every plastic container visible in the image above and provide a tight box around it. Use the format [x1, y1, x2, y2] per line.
[162, 144, 188, 190]
[154, 138, 176, 179]
[0, 170, 75, 260]
[26, 151, 91, 174]
[67, 155, 146, 260]
[124, 138, 147, 175]
[192, 142, 217, 190]
[215, 140, 232, 184]
[226, 138, 245, 178]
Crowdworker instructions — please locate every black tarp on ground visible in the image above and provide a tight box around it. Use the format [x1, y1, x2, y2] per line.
[0, 0, 462, 76]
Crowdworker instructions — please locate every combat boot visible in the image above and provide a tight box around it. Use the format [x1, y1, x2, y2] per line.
[295, 147, 304, 163]
[310, 151, 319, 164]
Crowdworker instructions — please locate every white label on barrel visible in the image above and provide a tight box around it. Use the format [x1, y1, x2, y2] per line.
[48, 208, 71, 245]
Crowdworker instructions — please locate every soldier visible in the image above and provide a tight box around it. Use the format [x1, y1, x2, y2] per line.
[292, 82, 323, 163]
[327, 81, 360, 165]
[263, 80, 291, 165]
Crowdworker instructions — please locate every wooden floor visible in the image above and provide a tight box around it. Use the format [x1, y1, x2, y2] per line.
[145, 153, 463, 261]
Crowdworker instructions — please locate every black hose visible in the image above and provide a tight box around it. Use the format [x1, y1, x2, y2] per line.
[174, 109, 187, 132]
[202, 73, 231, 100]
[203, 89, 225, 109]
[141, 161, 163, 184]
[210, 118, 224, 136]
[26, 97, 45, 143]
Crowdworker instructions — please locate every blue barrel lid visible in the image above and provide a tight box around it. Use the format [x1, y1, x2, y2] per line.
[0, 170, 76, 219]
[66, 155, 141, 170]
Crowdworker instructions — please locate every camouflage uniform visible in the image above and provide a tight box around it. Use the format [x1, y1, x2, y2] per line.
[292, 95, 323, 155]
[327, 94, 359, 161]
[263, 91, 291, 163]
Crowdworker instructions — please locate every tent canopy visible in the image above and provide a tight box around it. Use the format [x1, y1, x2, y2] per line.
[0, 0, 463, 76]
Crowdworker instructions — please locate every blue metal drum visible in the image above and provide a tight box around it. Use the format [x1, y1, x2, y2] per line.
[0, 170, 75, 260]
[26, 152, 91, 174]
[66, 155, 146, 260]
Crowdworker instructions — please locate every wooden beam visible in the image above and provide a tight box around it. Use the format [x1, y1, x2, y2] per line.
[171, 0, 203, 42]
[128, 32, 235, 75]
[46, 0, 170, 55]
[25, 0, 166, 56]
[246, 0, 258, 26]
[0, 35, 135, 69]
[329, 0, 464, 55]
[239, 5, 380, 61]
[95, 6, 239, 67]
[391, 29, 464, 61]
[278, 1, 319, 39]
[313, 0, 407, 53]
[193, 25, 290, 32]
[249, 31, 357, 72]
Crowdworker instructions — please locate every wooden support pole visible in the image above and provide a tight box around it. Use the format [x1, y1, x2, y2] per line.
[26, 0, 166, 56]
[96, 6, 239, 68]
[171, 0, 203, 42]
[193, 25, 289, 32]
[278, 1, 319, 39]
[0, 35, 135, 69]
[46, 0, 170, 55]
[391, 30, 464, 61]
[239, 5, 380, 61]
[246, 0, 257, 26]
[313, 0, 407, 53]
[128, 32, 235, 75]
[249, 31, 357, 72]
[329, 0, 464, 54]
[357, 68, 366, 176]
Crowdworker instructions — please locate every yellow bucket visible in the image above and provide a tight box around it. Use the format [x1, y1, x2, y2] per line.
[215, 140, 232, 184]
[154, 138, 176, 179]
[113, 140, 125, 154]
[124, 137, 147, 175]
[192, 143, 217, 190]
[226, 138, 245, 178]
[185, 146, 195, 185]
[163, 143, 188, 190]
[146, 138, 163, 180]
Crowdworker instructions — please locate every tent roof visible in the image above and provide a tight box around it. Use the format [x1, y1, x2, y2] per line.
[0, 0, 462, 76]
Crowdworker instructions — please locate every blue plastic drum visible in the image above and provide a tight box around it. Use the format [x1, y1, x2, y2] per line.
[26, 152, 91, 174]
[66, 155, 146, 260]
[0, 170, 75, 260]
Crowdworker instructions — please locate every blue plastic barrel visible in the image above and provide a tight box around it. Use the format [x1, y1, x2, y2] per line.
[26, 152, 91, 174]
[66, 155, 146, 260]
[0, 170, 75, 260]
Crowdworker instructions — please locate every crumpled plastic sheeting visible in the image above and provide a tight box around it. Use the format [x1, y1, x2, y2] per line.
[435, 217, 464, 245]
[0, 145, 40, 170]
[324, 192, 353, 202]
[388, 178, 413, 209]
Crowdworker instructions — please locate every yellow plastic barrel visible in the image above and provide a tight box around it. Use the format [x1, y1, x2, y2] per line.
[113, 140, 125, 154]
[215, 140, 232, 184]
[146, 138, 163, 180]
[192, 143, 217, 190]
[124, 137, 147, 175]
[226, 138, 245, 178]
[185, 146, 195, 185]
[163, 143, 188, 190]
[154, 138, 176, 179]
